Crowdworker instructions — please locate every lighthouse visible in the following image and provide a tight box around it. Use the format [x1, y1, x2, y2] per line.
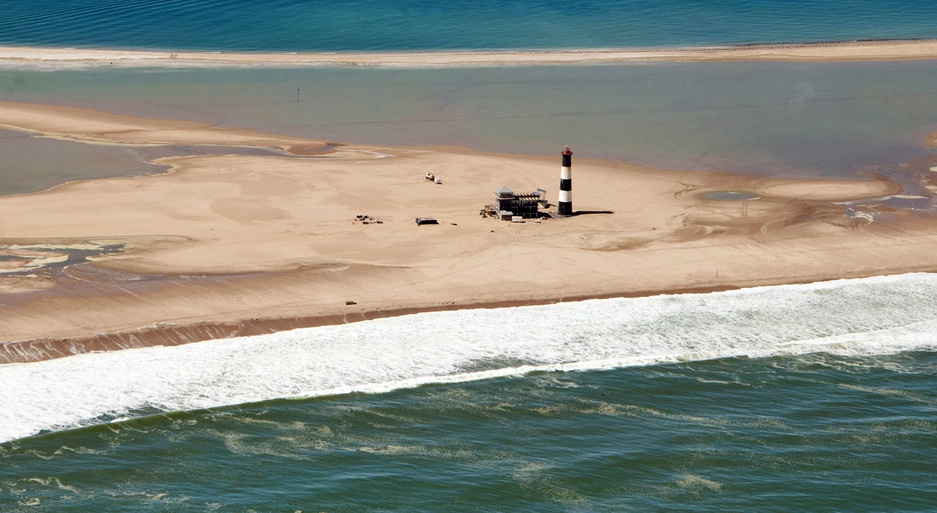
[557, 146, 573, 217]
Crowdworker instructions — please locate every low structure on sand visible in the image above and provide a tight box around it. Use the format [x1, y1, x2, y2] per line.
[481, 187, 548, 221]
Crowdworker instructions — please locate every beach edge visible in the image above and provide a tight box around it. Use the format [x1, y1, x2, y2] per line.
[3, 39, 937, 69]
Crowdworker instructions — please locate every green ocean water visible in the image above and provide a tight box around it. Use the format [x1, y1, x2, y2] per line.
[3, 353, 936, 512]
[3, 275, 937, 511]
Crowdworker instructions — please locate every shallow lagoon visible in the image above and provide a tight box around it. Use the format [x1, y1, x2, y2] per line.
[2, 59, 937, 195]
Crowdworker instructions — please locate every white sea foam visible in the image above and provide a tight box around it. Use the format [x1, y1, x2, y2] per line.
[3, 273, 937, 443]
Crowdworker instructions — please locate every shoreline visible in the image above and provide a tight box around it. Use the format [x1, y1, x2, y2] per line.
[3, 39, 937, 69]
[2, 101, 937, 364]
[3, 269, 935, 365]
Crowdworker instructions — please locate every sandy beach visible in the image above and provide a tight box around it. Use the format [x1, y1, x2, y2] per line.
[2, 97, 937, 364]
[2, 39, 937, 69]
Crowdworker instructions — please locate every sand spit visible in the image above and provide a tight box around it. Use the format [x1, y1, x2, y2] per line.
[2, 102, 937, 363]
[2, 40, 937, 69]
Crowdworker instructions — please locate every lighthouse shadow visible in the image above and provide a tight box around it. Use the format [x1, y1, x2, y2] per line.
[571, 210, 614, 216]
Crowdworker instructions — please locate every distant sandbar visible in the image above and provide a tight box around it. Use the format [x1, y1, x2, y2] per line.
[2, 39, 937, 69]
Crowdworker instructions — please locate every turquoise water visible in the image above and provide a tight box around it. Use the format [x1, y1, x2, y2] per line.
[1, 0, 937, 51]
[2, 274, 937, 511]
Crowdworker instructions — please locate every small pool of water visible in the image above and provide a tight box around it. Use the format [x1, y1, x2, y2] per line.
[704, 191, 760, 201]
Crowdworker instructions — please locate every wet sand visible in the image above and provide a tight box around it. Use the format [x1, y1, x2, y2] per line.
[2, 100, 937, 363]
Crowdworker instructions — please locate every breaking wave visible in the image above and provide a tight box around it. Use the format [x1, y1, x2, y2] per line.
[3, 273, 937, 443]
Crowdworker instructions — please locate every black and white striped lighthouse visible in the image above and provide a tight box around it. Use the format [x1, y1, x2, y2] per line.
[557, 146, 573, 217]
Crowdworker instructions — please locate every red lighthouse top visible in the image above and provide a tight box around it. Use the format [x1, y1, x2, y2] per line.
[561, 146, 573, 155]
